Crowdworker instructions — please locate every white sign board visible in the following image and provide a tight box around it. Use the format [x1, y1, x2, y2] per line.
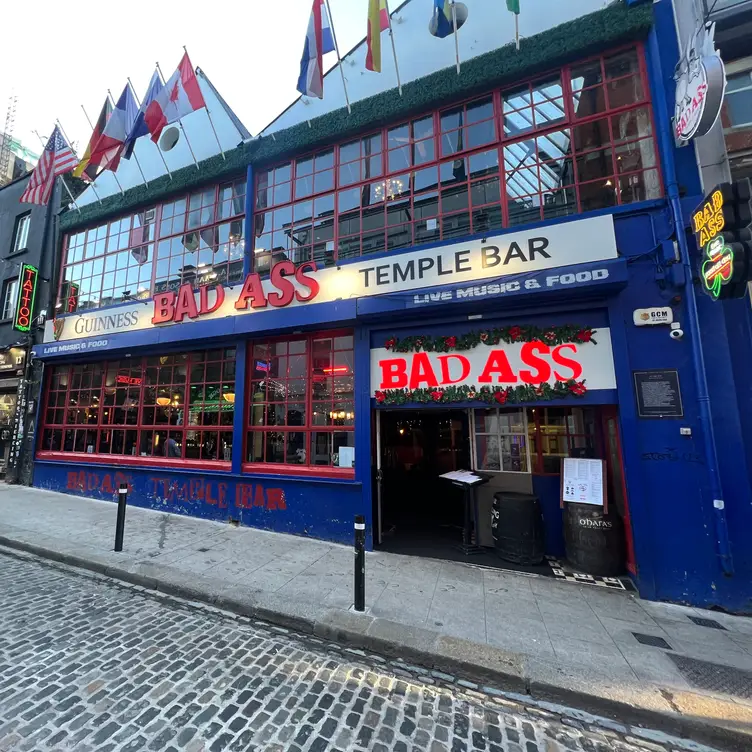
[370, 329, 616, 393]
[632, 307, 674, 326]
[46, 214, 618, 344]
[562, 458, 605, 507]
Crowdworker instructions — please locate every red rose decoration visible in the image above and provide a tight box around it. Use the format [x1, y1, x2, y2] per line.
[415, 338, 424, 349]
[576, 330, 593, 343]
[494, 390, 508, 405]
[570, 381, 587, 396]
[431, 390, 443, 402]
[385, 338, 396, 350]
[375, 391, 386, 403]
[508, 326, 522, 341]
[480, 332, 489, 343]
[544, 330, 557, 343]
[445, 336, 457, 349]
[467, 391, 476, 399]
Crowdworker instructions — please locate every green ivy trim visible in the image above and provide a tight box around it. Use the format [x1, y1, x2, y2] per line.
[60, 2, 652, 233]
[374, 381, 587, 406]
[385, 325, 597, 352]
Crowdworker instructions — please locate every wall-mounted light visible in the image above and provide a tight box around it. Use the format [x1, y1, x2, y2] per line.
[223, 392, 235, 403]
[156, 397, 171, 407]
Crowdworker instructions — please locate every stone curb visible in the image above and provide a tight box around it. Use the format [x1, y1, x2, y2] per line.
[0, 534, 749, 752]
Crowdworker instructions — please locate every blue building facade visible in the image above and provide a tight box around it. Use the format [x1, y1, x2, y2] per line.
[28, 0, 752, 611]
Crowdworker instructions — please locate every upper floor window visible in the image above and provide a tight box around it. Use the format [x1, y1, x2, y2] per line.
[726, 71, 752, 128]
[59, 179, 246, 313]
[11, 213, 31, 254]
[253, 46, 659, 273]
[1, 278, 17, 321]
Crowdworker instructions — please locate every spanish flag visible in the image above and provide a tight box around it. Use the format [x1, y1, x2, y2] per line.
[72, 98, 112, 182]
[365, 0, 390, 72]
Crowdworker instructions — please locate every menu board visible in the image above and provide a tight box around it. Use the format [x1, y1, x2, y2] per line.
[561, 458, 605, 507]
[633, 370, 684, 418]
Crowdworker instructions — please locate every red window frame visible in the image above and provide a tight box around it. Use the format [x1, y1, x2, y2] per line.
[244, 329, 355, 478]
[253, 43, 661, 271]
[57, 178, 246, 314]
[37, 348, 237, 471]
[527, 406, 601, 476]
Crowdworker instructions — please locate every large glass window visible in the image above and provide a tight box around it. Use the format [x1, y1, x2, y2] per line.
[472, 408, 529, 472]
[39, 348, 236, 463]
[725, 70, 752, 128]
[526, 406, 599, 474]
[247, 332, 354, 471]
[254, 46, 658, 269]
[59, 179, 246, 312]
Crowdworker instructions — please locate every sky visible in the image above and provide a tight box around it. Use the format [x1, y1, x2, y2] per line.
[0, 0, 369, 156]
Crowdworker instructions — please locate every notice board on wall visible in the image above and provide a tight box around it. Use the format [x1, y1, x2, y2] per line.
[633, 370, 684, 418]
[561, 458, 606, 509]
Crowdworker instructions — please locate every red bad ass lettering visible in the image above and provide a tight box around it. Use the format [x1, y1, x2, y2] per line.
[378, 343, 583, 389]
[152, 262, 320, 325]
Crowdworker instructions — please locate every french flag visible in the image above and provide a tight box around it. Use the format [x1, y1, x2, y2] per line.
[145, 52, 206, 143]
[297, 0, 335, 99]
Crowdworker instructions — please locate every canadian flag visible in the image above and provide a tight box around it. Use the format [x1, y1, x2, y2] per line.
[145, 52, 206, 143]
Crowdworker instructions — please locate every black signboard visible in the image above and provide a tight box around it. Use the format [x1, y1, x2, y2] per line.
[633, 370, 684, 418]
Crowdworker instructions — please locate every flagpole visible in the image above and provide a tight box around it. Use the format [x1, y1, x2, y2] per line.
[190, 56, 226, 161]
[515, 13, 520, 50]
[384, 1, 403, 96]
[323, 0, 352, 114]
[81, 104, 125, 195]
[32, 130, 80, 213]
[156, 61, 200, 171]
[451, 0, 461, 74]
[127, 76, 172, 180]
[54, 119, 102, 206]
[108, 89, 149, 187]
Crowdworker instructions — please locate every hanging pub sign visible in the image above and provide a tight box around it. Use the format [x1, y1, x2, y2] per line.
[13, 264, 39, 333]
[691, 179, 752, 300]
[674, 19, 726, 143]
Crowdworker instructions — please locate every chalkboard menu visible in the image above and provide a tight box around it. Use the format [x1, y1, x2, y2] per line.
[633, 370, 684, 418]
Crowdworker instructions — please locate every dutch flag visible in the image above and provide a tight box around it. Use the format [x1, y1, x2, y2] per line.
[297, 0, 336, 99]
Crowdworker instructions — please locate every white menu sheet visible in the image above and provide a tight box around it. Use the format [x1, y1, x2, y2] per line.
[562, 458, 604, 506]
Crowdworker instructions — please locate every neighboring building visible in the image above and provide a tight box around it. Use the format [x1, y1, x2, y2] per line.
[710, 0, 752, 181]
[25, 0, 752, 611]
[0, 135, 38, 186]
[0, 173, 58, 480]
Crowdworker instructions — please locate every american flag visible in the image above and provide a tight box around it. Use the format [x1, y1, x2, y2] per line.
[20, 126, 78, 206]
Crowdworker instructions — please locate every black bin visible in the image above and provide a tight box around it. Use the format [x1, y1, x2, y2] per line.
[564, 503, 624, 577]
[491, 492, 545, 565]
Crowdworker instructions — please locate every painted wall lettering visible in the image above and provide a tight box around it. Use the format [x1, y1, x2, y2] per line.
[67, 471, 133, 495]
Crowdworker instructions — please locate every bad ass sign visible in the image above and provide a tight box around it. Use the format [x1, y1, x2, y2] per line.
[370, 329, 616, 393]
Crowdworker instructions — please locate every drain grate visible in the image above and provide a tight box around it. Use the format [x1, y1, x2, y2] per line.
[688, 615, 726, 630]
[632, 632, 672, 650]
[669, 654, 752, 699]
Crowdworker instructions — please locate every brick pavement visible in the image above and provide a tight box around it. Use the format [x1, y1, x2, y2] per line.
[0, 550, 718, 752]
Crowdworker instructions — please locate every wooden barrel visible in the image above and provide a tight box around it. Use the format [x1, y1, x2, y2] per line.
[491, 492, 545, 565]
[563, 503, 625, 576]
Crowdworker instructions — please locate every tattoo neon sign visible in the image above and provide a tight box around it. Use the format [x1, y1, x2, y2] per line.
[13, 264, 39, 333]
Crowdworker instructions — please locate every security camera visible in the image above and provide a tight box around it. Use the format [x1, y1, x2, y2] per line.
[670, 328, 684, 340]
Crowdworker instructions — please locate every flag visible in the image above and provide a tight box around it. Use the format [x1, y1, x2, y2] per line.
[432, 0, 453, 39]
[506, 0, 520, 13]
[366, 0, 390, 73]
[123, 71, 163, 160]
[297, 0, 336, 99]
[87, 85, 138, 173]
[145, 52, 206, 143]
[72, 98, 112, 181]
[20, 127, 77, 205]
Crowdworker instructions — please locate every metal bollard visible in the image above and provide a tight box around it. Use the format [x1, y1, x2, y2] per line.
[114, 483, 128, 552]
[354, 514, 366, 612]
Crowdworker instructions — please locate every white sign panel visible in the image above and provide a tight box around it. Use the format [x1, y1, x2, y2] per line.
[632, 307, 674, 326]
[45, 214, 617, 344]
[562, 458, 605, 506]
[370, 329, 616, 393]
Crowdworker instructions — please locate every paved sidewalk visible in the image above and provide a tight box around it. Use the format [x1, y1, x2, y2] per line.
[1, 484, 751, 749]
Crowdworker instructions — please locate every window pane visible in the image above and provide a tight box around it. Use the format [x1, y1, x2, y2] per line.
[476, 434, 501, 472]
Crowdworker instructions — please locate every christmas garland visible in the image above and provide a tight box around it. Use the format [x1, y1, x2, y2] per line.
[374, 380, 587, 406]
[384, 325, 596, 353]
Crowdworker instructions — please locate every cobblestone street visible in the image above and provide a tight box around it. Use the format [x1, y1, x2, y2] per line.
[0, 551, 716, 752]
